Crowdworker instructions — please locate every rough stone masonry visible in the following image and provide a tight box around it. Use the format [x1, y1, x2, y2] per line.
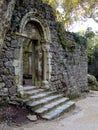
[0, 0, 88, 101]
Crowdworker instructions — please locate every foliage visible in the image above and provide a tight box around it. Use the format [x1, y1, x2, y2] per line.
[72, 32, 87, 47]
[68, 93, 80, 100]
[85, 28, 98, 61]
[57, 23, 68, 49]
[85, 27, 95, 39]
[42, 0, 98, 30]
[85, 28, 98, 79]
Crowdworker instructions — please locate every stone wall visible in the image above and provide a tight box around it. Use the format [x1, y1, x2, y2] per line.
[49, 30, 88, 96]
[0, 33, 20, 99]
[0, 0, 88, 100]
[0, 0, 16, 51]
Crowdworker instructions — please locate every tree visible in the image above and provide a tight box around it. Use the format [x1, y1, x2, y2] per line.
[85, 28, 98, 79]
[42, 0, 98, 29]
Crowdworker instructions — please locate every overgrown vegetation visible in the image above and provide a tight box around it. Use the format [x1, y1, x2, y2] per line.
[68, 93, 80, 100]
[58, 23, 87, 49]
[42, 0, 98, 30]
[87, 29, 98, 79]
[58, 23, 69, 49]
[72, 33, 87, 48]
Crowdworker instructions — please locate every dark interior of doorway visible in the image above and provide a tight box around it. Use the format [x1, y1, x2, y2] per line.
[23, 40, 38, 86]
[23, 75, 32, 86]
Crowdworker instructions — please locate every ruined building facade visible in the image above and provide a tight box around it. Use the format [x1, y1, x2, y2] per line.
[0, 0, 88, 100]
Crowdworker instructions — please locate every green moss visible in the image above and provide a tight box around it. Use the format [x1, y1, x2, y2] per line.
[88, 83, 98, 91]
[68, 93, 80, 100]
[58, 24, 69, 49]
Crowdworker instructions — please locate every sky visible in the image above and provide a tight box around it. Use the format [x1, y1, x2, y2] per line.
[69, 18, 98, 32]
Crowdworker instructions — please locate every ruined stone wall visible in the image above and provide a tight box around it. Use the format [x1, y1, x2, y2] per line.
[0, 0, 16, 51]
[0, 33, 20, 99]
[49, 29, 88, 96]
[0, 0, 88, 99]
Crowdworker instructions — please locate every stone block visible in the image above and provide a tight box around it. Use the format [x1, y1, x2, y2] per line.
[14, 49, 19, 59]
[6, 41, 11, 47]
[27, 115, 37, 121]
[13, 60, 19, 67]
[6, 80, 13, 88]
[3, 68, 9, 75]
[11, 40, 18, 48]
[6, 36, 11, 42]
[9, 87, 16, 95]
[6, 51, 14, 58]
[2, 88, 8, 93]
[0, 68, 4, 74]
[0, 77, 2, 82]
[0, 83, 5, 89]
[0, 61, 4, 68]
[9, 67, 15, 75]
[1, 75, 7, 81]
[4, 61, 13, 67]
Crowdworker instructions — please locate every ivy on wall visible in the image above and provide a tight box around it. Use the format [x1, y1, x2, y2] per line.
[57, 23, 87, 49]
[72, 32, 87, 48]
[58, 23, 69, 49]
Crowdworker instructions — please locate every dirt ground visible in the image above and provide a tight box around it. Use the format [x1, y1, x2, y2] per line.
[0, 90, 98, 130]
[0, 103, 33, 126]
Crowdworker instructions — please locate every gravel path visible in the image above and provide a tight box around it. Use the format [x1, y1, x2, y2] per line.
[1, 91, 98, 130]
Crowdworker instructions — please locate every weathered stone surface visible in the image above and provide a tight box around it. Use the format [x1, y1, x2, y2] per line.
[2, 88, 8, 94]
[9, 87, 16, 95]
[27, 114, 37, 121]
[6, 51, 14, 58]
[11, 40, 18, 48]
[6, 80, 13, 88]
[4, 61, 13, 67]
[0, 0, 88, 100]
[0, 0, 16, 50]
[88, 74, 98, 90]
[0, 83, 5, 89]
[88, 74, 98, 85]
[9, 67, 15, 75]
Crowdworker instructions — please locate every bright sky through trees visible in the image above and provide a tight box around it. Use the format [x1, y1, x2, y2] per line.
[69, 18, 98, 32]
[57, 2, 98, 32]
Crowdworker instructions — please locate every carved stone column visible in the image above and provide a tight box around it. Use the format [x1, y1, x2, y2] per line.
[15, 38, 24, 97]
[42, 43, 50, 89]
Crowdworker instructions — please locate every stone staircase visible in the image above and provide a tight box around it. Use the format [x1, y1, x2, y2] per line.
[23, 86, 75, 120]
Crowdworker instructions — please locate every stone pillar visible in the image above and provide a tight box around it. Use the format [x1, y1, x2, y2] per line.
[42, 43, 50, 89]
[16, 38, 25, 97]
[48, 52, 52, 80]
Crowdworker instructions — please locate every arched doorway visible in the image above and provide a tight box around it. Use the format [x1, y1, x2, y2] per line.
[23, 21, 43, 86]
[18, 11, 52, 88]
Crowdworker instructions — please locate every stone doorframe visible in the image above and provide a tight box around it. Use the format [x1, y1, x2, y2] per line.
[18, 10, 52, 89]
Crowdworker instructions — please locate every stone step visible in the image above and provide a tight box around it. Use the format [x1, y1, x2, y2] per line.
[24, 89, 44, 95]
[23, 91, 57, 102]
[42, 101, 75, 120]
[27, 94, 63, 108]
[24, 86, 37, 91]
[29, 91, 56, 100]
[35, 97, 69, 114]
[22, 86, 75, 120]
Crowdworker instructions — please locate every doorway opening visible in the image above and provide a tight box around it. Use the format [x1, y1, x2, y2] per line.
[19, 14, 51, 89]
[23, 39, 43, 86]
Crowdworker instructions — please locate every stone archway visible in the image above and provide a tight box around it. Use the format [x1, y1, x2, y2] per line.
[18, 11, 51, 89]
